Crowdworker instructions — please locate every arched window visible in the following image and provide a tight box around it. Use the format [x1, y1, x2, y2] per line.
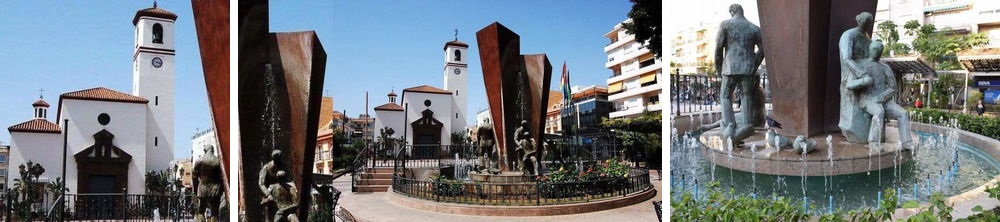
[454, 49, 461, 61]
[152, 23, 163, 44]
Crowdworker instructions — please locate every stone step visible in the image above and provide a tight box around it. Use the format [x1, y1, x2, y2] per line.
[354, 185, 389, 192]
[364, 167, 394, 174]
[355, 179, 392, 185]
[358, 172, 393, 180]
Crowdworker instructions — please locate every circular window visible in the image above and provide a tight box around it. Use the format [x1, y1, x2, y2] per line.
[424, 100, 432, 107]
[98, 113, 111, 126]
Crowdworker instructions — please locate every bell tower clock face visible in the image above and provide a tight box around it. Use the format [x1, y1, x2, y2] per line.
[151, 57, 163, 68]
[453, 68, 461, 75]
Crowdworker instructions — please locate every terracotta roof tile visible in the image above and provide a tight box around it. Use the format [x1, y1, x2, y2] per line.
[32, 99, 50, 107]
[374, 103, 404, 111]
[444, 40, 468, 50]
[133, 5, 178, 25]
[8, 119, 61, 134]
[403, 85, 452, 95]
[61, 87, 149, 104]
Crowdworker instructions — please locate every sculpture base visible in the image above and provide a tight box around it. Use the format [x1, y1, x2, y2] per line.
[699, 126, 913, 176]
[469, 171, 536, 183]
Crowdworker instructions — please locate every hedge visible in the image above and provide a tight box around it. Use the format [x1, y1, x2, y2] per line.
[908, 108, 1000, 140]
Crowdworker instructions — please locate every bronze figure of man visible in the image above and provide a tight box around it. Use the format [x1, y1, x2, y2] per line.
[715, 4, 764, 142]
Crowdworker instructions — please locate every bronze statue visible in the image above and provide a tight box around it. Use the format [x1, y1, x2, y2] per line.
[847, 41, 914, 149]
[261, 170, 299, 222]
[839, 12, 876, 143]
[514, 120, 538, 175]
[193, 146, 224, 222]
[714, 4, 765, 143]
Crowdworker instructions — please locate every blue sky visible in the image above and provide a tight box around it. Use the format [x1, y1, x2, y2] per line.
[0, 1, 209, 159]
[269, 1, 633, 123]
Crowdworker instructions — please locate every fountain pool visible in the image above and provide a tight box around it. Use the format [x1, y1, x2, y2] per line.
[671, 130, 1000, 211]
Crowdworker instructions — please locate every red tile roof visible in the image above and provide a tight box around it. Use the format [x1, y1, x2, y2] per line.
[444, 40, 468, 50]
[374, 103, 404, 111]
[133, 5, 178, 25]
[60, 87, 149, 104]
[8, 119, 61, 134]
[32, 99, 50, 107]
[403, 85, 452, 95]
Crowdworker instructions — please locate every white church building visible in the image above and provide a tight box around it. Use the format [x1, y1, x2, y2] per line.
[374, 39, 469, 153]
[6, 5, 177, 195]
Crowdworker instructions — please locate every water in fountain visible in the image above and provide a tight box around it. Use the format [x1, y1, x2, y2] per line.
[800, 140, 807, 207]
[154, 208, 161, 222]
[727, 137, 734, 186]
[671, 128, 1000, 210]
[826, 135, 834, 212]
[750, 144, 757, 196]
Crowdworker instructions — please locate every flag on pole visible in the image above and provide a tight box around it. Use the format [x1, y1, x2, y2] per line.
[560, 61, 571, 105]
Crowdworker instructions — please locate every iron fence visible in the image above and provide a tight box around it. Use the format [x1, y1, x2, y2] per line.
[3, 193, 194, 221]
[391, 168, 651, 206]
[671, 73, 769, 116]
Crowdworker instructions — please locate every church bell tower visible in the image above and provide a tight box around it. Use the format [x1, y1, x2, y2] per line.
[443, 31, 469, 133]
[132, 2, 177, 170]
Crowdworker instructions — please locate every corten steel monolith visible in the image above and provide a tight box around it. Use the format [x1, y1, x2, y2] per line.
[269, 31, 327, 219]
[522, 54, 552, 158]
[756, 0, 876, 136]
[477, 22, 520, 171]
[238, 1, 327, 220]
[237, 0, 268, 216]
[191, 0, 230, 191]
[476, 22, 551, 172]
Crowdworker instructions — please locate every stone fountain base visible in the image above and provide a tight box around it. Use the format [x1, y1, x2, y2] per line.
[698, 125, 914, 176]
[469, 171, 536, 183]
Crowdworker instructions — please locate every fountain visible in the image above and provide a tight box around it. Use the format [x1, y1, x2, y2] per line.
[673, 2, 1000, 213]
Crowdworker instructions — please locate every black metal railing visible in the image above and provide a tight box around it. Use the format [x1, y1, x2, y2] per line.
[391, 168, 651, 206]
[4, 193, 194, 221]
[670, 73, 769, 116]
[350, 144, 375, 192]
[393, 145, 478, 170]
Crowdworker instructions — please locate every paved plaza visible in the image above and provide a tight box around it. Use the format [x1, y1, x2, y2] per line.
[332, 170, 662, 222]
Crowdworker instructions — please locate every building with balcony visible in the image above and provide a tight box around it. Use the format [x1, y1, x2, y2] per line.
[875, 0, 1000, 48]
[605, 19, 663, 119]
[315, 125, 337, 175]
[543, 91, 563, 135]
[672, 22, 718, 75]
[190, 127, 217, 161]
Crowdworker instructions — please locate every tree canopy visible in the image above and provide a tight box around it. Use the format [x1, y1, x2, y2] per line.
[622, 0, 662, 58]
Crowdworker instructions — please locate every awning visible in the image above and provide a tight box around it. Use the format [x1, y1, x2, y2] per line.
[640, 72, 657, 84]
[609, 82, 623, 93]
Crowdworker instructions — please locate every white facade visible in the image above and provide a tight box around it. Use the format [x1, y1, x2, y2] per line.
[401, 91, 456, 145]
[59, 99, 150, 194]
[7, 131, 61, 185]
[605, 19, 664, 119]
[6, 5, 178, 196]
[374, 39, 471, 152]
[476, 108, 492, 128]
[133, 12, 175, 172]
[191, 128, 217, 161]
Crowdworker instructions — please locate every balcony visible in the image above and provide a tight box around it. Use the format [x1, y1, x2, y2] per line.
[604, 34, 636, 53]
[923, 0, 971, 13]
[609, 82, 661, 102]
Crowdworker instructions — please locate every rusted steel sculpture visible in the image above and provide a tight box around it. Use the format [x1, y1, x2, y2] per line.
[239, 1, 327, 220]
[476, 22, 551, 173]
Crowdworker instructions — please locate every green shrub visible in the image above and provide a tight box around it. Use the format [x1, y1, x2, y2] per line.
[910, 108, 1000, 140]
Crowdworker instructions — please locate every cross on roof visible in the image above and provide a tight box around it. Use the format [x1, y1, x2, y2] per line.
[454, 29, 458, 41]
[38, 88, 45, 99]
